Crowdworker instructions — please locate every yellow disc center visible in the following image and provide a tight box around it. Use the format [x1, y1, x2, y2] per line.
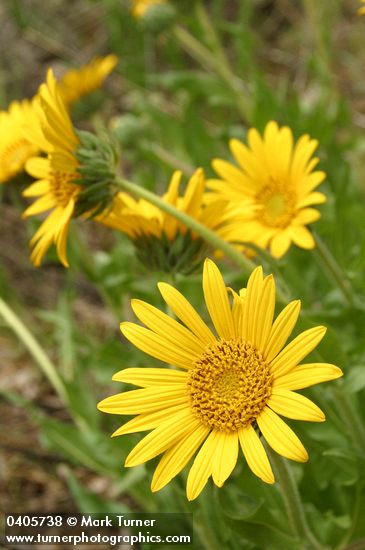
[187, 339, 273, 431]
[265, 193, 287, 218]
[51, 171, 80, 207]
[256, 180, 296, 228]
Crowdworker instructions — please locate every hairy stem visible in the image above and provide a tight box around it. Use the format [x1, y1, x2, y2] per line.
[174, 22, 251, 123]
[313, 233, 355, 308]
[268, 451, 324, 550]
[331, 386, 365, 456]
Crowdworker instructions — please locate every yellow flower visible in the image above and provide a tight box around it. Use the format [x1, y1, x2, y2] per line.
[99, 168, 252, 273]
[0, 99, 39, 184]
[58, 54, 118, 105]
[22, 70, 81, 267]
[131, 0, 167, 19]
[209, 121, 327, 258]
[359, 0, 365, 14]
[101, 169, 236, 240]
[98, 259, 342, 501]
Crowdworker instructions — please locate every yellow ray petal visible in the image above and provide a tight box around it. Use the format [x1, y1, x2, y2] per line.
[112, 403, 188, 436]
[157, 282, 216, 344]
[238, 425, 275, 484]
[257, 407, 308, 462]
[55, 219, 71, 268]
[288, 226, 315, 249]
[301, 171, 326, 193]
[270, 231, 291, 258]
[241, 266, 263, 343]
[264, 300, 301, 362]
[163, 171, 182, 239]
[151, 424, 210, 492]
[294, 208, 321, 225]
[120, 322, 196, 369]
[228, 288, 245, 338]
[256, 275, 276, 350]
[112, 367, 187, 386]
[268, 389, 325, 422]
[181, 168, 205, 218]
[22, 180, 49, 197]
[29, 207, 63, 244]
[229, 138, 267, 184]
[54, 199, 74, 267]
[186, 430, 219, 501]
[25, 157, 50, 178]
[97, 385, 187, 415]
[203, 259, 235, 339]
[131, 300, 205, 356]
[23, 194, 56, 217]
[297, 192, 326, 208]
[211, 430, 239, 487]
[125, 408, 201, 467]
[270, 326, 327, 378]
[273, 363, 343, 390]
[211, 159, 247, 189]
[249, 126, 269, 172]
[30, 231, 54, 267]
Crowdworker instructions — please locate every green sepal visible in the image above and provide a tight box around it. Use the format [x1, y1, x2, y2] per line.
[74, 129, 120, 218]
[133, 230, 209, 275]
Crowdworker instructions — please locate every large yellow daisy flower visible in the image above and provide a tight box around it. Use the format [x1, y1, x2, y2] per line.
[209, 121, 327, 258]
[0, 99, 39, 184]
[58, 54, 118, 105]
[359, 0, 365, 15]
[98, 259, 342, 501]
[22, 70, 81, 267]
[131, 0, 167, 19]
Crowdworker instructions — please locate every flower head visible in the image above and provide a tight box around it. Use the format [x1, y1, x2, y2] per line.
[0, 100, 39, 183]
[131, 0, 167, 19]
[209, 121, 327, 258]
[98, 259, 342, 501]
[58, 55, 118, 105]
[100, 168, 252, 274]
[359, 0, 365, 15]
[22, 70, 81, 267]
[23, 69, 118, 267]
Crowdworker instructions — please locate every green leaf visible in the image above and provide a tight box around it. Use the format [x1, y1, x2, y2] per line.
[344, 366, 365, 393]
[218, 485, 263, 520]
[39, 419, 109, 473]
[65, 468, 130, 514]
[225, 517, 301, 550]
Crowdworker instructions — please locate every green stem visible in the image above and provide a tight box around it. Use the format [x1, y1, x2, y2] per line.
[302, 0, 334, 89]
[268, 451, 324, 550]
[335, 483, 363, 550]
[0, 297, 68, 405]
[331, 385, 365, 456]
[173, 22, 251, 123]
[313, 233, 355, 308]
[194, 3, 252, 121]
[114, 176, 256, 276]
